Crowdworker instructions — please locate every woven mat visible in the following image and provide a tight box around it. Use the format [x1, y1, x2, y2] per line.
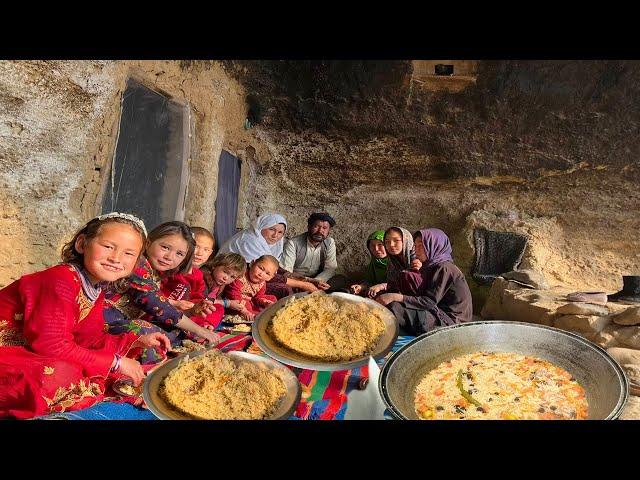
[38, 335, 415, 420]
[472, 228, 528, 285]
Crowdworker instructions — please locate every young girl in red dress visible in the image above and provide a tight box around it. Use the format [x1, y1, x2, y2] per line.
[103, 222, 220, 364]
[0, 213, 171, 419]
[161, 226, 215, 312]
[195, 252, 247, 329]
[224, 255, 279, 322]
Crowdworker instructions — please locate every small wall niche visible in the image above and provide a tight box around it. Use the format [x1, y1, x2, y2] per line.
[412, 60, 479, 92]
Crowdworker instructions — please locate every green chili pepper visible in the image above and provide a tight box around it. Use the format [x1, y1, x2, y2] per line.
[457, 369, 482, 408]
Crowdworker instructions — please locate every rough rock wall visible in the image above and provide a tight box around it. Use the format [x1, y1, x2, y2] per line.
[0, 60, 251, 287]
[229, 60, 640, 306]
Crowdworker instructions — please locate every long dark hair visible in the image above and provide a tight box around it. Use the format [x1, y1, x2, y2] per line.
[146, 221, 196, 275]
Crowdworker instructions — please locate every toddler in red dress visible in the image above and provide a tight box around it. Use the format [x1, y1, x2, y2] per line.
[224, 255, 279, 322]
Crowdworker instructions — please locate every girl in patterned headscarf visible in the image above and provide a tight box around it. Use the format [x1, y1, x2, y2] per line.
[367, 227, 422, 298]
[350, 230, 389, 296]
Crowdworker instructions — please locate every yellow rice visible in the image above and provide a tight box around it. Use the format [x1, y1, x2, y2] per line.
[266, 292, 386, 361]
[159, 349, 287, 420]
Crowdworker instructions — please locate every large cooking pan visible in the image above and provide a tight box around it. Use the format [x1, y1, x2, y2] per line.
[379, 321, 629, 420]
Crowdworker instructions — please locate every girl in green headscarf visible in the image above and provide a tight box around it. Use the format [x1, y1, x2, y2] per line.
[349, 230, 389, 296]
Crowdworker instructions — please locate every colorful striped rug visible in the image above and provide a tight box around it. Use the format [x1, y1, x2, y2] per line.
[247, 335, 415, 420]
[38, 335, 415, 420]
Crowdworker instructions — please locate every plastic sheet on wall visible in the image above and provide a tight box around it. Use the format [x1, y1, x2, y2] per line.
[102, 78, 189, 231]
[214, 150, 241, 247]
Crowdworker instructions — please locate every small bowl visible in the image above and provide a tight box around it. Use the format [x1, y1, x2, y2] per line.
[112, 378, 143, 397]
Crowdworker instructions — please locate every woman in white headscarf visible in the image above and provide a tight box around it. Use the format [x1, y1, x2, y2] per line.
[218, 213, 287, 262]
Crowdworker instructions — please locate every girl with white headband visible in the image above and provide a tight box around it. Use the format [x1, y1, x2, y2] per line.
[0, 212, 171, 418]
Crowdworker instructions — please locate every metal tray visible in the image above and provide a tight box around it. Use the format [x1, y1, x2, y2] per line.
[143, 349, 301, 420]
[252, 292, 399, 371]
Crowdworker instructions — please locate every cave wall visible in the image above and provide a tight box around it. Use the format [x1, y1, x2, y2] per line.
[1, 59, 639, 311]
[229, 60, 640, 306]
[0, 60, 252, 287]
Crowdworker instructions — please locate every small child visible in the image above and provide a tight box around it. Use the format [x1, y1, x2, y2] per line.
[161, 226, 216, 310]
[224, 255, 279, 322]
[0, 212, 171, 418]
[103, 221, 220, 364]
[195, 252, 247, 329]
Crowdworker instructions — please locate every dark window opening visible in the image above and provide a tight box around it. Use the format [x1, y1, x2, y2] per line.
[101, 78, 190, 230]
[213, 150, 241, 247]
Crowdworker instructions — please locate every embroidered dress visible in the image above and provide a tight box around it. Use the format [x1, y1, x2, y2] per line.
[225, 272, 277, 316]
[103, 258, 188, 364]
[0, 264, 138, 418]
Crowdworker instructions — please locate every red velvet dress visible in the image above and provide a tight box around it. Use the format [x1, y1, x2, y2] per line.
[161, 267, 206, 303]
[0, 264, 138, 419]
[224, 273, 277, 316]
[161, 268, 224, 329]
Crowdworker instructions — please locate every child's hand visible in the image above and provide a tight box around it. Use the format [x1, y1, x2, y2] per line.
[199, 328, 221, 346]
[410, 259, 422, 271]
[119, 358, 145, 386]
[240, 309, 255, 322]
[133, 332, 172, 353]
[309, 278, 330, 290]
[257, 297, 274, 307]
[192, 299, 215, 317]
[300, 281, 319, 293]
[350, 284, 363, 295]
[227, 299, 245, 311]
[168, 299, 195, 311]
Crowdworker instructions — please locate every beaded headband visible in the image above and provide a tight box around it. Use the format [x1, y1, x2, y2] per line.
[96, 212, 148, 237]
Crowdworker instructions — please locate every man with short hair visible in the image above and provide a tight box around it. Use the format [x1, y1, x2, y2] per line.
[280, 212, 348, 292]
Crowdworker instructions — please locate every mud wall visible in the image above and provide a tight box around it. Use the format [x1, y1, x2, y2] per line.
[0, 60, 253, 287]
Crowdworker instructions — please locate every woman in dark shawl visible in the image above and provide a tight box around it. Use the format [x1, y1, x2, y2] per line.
[375, 228, 472, 335]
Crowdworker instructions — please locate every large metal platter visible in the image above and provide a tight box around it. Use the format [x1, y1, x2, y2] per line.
[379, 321, 629, 420]
[143, 349, 301, 420]
[252, 292, 399, 371]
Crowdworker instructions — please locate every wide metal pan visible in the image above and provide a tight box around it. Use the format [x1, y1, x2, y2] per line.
[143, 350, 301, 420]
[252, 292, 398, 371]
[379, 321, 628, 420]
